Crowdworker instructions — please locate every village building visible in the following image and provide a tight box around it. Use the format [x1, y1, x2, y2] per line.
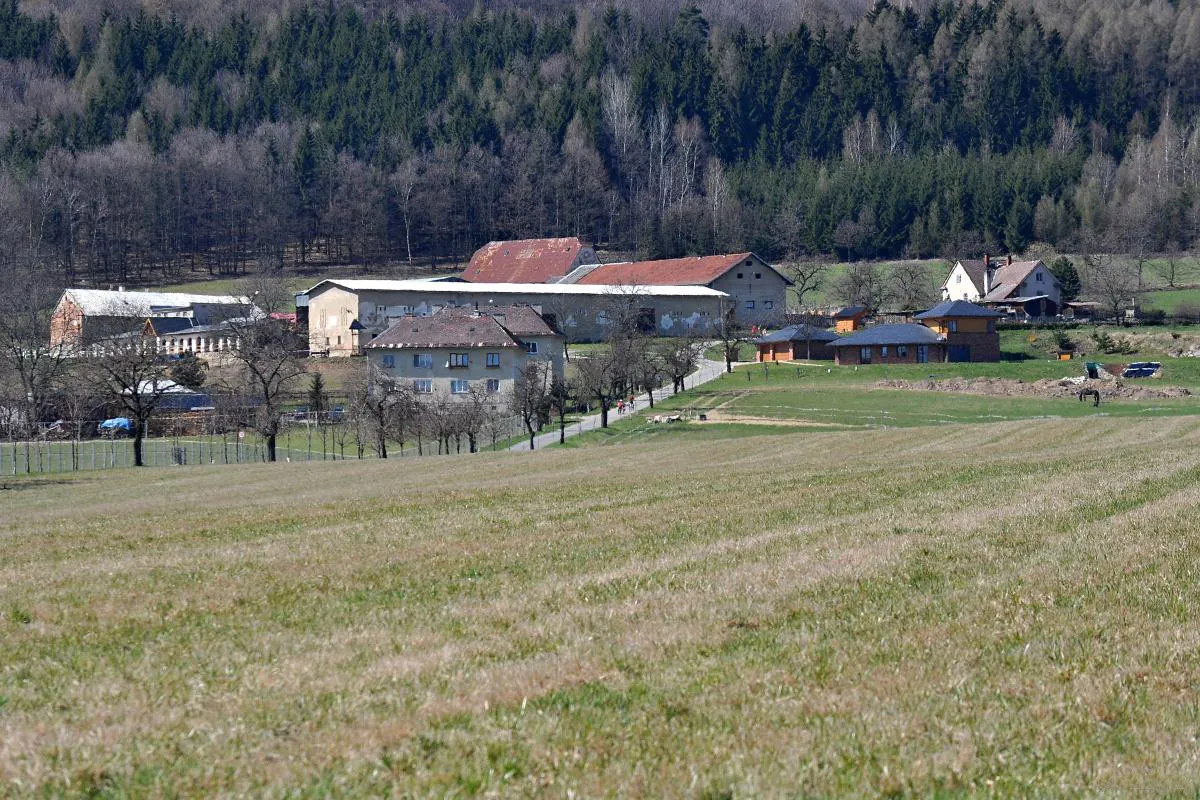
[50, 288, 251, 349]
[463, 237, 599, 283]
[940, 255, 1062, 318]
[364, 305, 563, 399]
[142, 317, 244, 361]
[559, 253, 791, 326]
[829, 324, 946, 365]
[912, 300, 1003, 362]
[753, 324, 838, 362]
[300, 278, 729, 354]
[833, 305, 870, 333]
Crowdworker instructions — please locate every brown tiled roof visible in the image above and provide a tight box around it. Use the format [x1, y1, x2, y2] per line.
[981, 260, 1044, 302]
[365, 305, 557, 349]
[367, 308, 520, 349]
[574, 253, 765, 286]
[464, 238, 592, 283]
[480, 305, 558, 337]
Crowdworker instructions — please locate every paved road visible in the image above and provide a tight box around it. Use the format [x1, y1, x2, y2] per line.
[509, 357, 729, 452]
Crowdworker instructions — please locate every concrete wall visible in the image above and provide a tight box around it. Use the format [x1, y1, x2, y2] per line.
[708, 257, 790, 326]
[308, 286, 726, 354]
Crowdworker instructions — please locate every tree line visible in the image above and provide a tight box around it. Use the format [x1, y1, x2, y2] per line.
[0, 0, 1198, 286]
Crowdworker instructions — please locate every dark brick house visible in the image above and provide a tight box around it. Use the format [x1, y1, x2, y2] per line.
[913, 300, 1002, 362]
[830, 324, 946, 365]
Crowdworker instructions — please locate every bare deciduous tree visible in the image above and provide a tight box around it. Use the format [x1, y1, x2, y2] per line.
[0, 264, 71, 438]
[89, 335, 174, 467]
[1079, 252, 1142, 323]
[221, 282, 307, 462]
[510, 359, 551, 450]
[659, 337, 703, 394]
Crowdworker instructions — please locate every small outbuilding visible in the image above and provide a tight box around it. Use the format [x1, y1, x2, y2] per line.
[830, 324, 945, 365]
[753, 324, 838, 361]
[833, 305, 870, 333]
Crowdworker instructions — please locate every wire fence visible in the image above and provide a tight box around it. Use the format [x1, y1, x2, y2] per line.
[1, 416, 526, 476]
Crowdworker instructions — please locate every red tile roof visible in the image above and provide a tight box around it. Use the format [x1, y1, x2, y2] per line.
[464, 237, 592, 283]
[574, 253, 757, 286]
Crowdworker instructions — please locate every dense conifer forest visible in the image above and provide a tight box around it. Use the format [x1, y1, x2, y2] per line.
[1, 0, 1198, 284]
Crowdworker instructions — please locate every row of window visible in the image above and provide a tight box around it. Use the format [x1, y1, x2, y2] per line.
[859, 344, 929, 364]
[382, 344, 539, 370]
[380, 346, 537, 370]
[410, 378, 501, 394]
[744, 300, 774, 310]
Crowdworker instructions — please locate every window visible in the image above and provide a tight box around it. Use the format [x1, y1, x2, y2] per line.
[413, 353, 432, 368]
[736, 272, 743, 279]
[450, 379, 470, 394]
[413, 379, 432, 394]
[745, 300, 756, 310]
[947, 320, 957, 333]
[486, 379, 500, 393]
[486, 352, 501, 367]
[524, 342, 538, 355]
[956, 273, 962, 283]
[376, 305, 386, 316]
[763, 301, 774, 310]
[881, 346, 889, 358]
[860, 346, 872, 364]
[916, 345, 929, 363]
[897, 345, 908, 358]
[754, 272, 762, 279]
[1036, 271, 1043, 282]
[449, 352, 469, 368]
[381, 354, 395, 368]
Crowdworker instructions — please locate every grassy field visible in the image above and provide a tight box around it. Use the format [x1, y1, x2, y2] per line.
[1140, 287, 1200, 315]
[6, 417, 1200, 795]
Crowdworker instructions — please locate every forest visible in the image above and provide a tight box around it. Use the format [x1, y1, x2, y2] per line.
[0, 0, 1199, 286]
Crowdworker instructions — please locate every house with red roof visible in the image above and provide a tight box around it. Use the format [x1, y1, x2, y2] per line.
[941, 254, 1062, 318]
[560, 252, 791, 326]
[463, 238, 599, 283]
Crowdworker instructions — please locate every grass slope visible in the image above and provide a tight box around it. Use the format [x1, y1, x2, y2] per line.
[5, 418, 1200, 795]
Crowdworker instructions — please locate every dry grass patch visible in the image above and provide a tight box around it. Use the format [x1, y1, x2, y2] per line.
[4, 419, 1200, 795]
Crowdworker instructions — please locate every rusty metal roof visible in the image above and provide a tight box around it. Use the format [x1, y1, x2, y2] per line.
[464, 238, 593, 283]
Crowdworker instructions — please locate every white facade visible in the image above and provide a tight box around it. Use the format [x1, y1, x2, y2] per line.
[942, 261, 983, 302]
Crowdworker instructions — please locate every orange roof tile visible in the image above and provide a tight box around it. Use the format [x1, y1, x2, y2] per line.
[464, 237, 592, 283]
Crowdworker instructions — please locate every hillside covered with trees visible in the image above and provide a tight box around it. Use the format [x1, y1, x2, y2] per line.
[1, 0, 1198, 286]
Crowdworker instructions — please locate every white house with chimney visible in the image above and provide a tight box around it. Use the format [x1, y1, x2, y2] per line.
[941, 254, 1062, 318]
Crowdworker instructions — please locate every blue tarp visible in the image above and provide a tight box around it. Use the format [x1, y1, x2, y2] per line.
[98, 417, 133, 432]
[1122, 362, 1162, 379]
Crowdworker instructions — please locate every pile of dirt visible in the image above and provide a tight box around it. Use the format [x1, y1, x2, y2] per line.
[875, 376, 1191, 400]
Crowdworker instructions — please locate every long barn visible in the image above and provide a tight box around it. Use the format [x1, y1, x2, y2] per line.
[300, 278, 730, 355]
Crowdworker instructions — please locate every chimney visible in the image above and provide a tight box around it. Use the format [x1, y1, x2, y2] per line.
[982, 254, 995, 296]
